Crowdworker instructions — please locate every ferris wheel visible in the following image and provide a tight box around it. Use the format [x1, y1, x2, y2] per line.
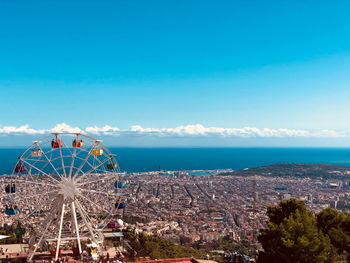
[1, 133, 127, 262]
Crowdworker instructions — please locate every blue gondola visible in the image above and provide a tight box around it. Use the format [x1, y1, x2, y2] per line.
[5, 209, 15, 216]
[5, 184, 15, 193]
[115, 203, 126, 209]
[114, 181, 126, 189]
[5, 206, 19, 216]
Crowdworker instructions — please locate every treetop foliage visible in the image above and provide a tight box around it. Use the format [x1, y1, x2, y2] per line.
[258, 198, 350, 263]
[125, 232, 206, 260]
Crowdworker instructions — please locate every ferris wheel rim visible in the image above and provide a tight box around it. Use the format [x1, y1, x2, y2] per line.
[3, 132, 127, 256]
[13, 133, 121, 175]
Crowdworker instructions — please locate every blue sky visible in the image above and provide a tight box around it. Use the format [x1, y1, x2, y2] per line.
[1, 1, 350, 146]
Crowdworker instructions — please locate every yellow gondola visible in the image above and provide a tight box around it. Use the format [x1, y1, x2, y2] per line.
[92, 148, 103, 155]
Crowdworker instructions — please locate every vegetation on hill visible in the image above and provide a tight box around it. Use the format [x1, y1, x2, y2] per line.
[0, 221, 25, 244]
[258, 198, 350, 263]
[221, 163, 350, 179]
[124, 232, 206, 260]
[208, 238, 257, 258]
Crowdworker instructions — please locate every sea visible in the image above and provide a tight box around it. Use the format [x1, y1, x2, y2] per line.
[1, 147, 350, 175]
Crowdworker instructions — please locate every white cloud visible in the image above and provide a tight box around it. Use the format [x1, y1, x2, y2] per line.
[0, 125, 45, 135]
[129, 124, 314, 138]
[85, 125, 120, 135]
[0, 123, 349, 138]
[130, 125, 161, 133]
[49, 123, 83, 133]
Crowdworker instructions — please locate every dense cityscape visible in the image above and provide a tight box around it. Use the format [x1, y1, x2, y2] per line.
[1, 156, 350, 263]
[123, 164, 350, 248]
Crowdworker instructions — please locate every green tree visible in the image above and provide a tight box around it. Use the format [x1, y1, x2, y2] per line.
[126, 232, 206, 260]
[317, 208, 349, 255]
[341, 213, 350, 259]
[258, 199, 334, 263]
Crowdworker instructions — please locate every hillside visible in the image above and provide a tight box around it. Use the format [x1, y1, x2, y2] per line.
[122, 232, 207, 260]
[221, 163, 350, 179]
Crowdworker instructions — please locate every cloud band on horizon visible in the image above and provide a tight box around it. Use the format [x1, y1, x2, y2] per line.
[0, 123, 348, 138]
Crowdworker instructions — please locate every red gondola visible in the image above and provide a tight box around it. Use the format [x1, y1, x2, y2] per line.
[51, 139, 63, 148]
[15, 164, 26, 173]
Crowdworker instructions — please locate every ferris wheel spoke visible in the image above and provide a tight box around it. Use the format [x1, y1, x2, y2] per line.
[72, 147, 94, 180]
[92, 152, 103, 166]
[62, 140, 73, 156]
[74, 156, 113, 184]
[28, 216, 55, 262]
[21, 159, 60, 184]
[15, 189, 58, 202]
[28, 197, 63, 262]
[78, 156, 98, 172]
[25, 148, 49, 169]
[17, 171, 36, 215]
[24, 158, 47, 163]
[11, 178, 57, 188]
[77, 172, 116, 186]
[68, 141, 78, 179]
[20, 197, 54, 224]
[34, 143, 64, 180]
[37, 155, 90, 174]
[10, 172, 57, 186]
[23, 169, 57, 214]
[77, 193, 116, 217]
[79, 188, 116, 198]
[57, 136, 67, 178]
[74, 199, 99, 244]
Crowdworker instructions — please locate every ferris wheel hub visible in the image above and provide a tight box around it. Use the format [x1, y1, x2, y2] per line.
[58, 179, 79, 200]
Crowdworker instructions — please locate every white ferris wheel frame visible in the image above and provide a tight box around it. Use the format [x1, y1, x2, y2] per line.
[2, 133, 126, 262]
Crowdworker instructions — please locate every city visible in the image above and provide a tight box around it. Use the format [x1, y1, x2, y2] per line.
[124, 164, 350, 248]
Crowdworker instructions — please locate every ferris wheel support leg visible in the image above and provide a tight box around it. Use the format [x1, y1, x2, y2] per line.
[55, 203, 66, 261]
[28, 198, 62, 262]
[27, 216, 55, 262]
[72, 201, 82, 254]
[75, 200, 99, 245]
